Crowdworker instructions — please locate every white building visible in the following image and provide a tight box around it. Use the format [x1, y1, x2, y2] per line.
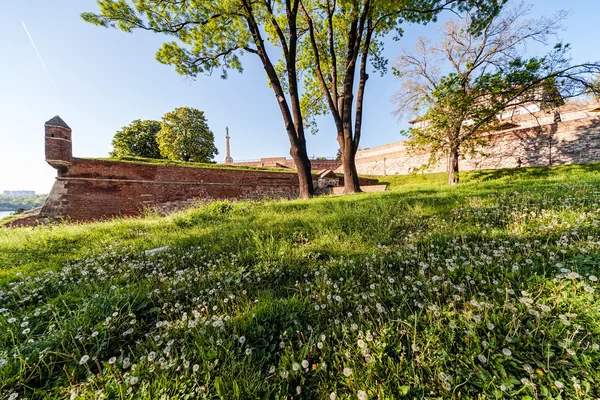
[3, 190, 36, 197]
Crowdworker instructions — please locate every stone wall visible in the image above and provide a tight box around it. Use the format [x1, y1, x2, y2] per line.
[39, 159, 304, 222]
[232, 157, 341, 171]
[354, 101, 600, 176]
[37, 158, 379, 222]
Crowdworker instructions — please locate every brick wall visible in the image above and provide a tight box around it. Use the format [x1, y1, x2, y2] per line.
[232, 157, 341, 171]
[40, 159, 303, 222]
[354, 102, 600, 176]
[38, 158, 375, 222]
[45, 125, 72, 170]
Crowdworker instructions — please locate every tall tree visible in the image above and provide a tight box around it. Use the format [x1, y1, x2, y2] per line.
[82, 0, 315, 198]
[157, 107, 218, 162]
[110, 119, 163, 159]
[296, 0, 504, 193]
[393, 3, 600, 184]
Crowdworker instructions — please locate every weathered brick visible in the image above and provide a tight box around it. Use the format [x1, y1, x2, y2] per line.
[353, 101, 600, 176]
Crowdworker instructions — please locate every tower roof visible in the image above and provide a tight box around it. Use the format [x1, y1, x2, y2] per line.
[45, 116, 71, 130]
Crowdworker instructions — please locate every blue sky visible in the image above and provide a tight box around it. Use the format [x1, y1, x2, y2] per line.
[1, 0, 598, 194]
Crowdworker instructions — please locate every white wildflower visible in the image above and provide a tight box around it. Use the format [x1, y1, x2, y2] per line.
[554, 380, 564, 389]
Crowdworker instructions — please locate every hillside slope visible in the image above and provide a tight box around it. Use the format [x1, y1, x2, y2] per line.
[1, 163, 599, 399]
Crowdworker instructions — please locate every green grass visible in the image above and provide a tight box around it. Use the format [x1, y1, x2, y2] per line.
[1, 163, 600, 399]
[90, 156, 299, 173]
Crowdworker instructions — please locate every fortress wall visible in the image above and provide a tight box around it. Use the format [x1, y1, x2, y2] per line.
[355, 104, 600, 176]
[10, 115, 369, 225]
[38, 158, 377, 223]
[232, 158, 341, 171]
[40, 159, 302, 222]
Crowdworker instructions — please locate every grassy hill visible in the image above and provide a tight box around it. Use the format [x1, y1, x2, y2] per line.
[1, 163, 599, 399]
[90, 156, 299, 173]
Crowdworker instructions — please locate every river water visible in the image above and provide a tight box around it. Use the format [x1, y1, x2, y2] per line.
[0, 211, 14, 220]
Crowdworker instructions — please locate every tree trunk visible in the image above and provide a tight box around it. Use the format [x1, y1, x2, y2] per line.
[300, 6, 370, 197]
[290, 141, 314, 199]
[448, 147, 460, 185]
[242, 3, 314, 199]
[339, 133, 361, 194]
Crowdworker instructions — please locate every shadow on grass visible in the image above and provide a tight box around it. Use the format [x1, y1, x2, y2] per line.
[2, 160, 598, 279]
[466, 161, 600, 183]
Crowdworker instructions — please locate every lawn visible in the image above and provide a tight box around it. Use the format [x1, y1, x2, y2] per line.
[1, 163, 599, 399]
[89, 156, 299, 173]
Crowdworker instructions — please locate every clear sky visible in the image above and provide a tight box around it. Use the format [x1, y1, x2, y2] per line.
[1, 1, 598, 194]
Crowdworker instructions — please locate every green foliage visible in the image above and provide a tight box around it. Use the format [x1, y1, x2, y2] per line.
[110, 119, 163, 159]
[93, 155, 298, 173]
[296, 0, 505, 134]
[156, 107, 218, 163]
[81, 0, 322, 198]
[109, 109, 219, 163]
[81, 1, 270, 80]
[0, 195, 46, 212]
[394, 5, 600, 183]
[589, 73, 600, 99]
[2, 162, 600, 398]
[81, 0, 504, 169]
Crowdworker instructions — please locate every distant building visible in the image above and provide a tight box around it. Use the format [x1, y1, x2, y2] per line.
[3, 190, 36, 197]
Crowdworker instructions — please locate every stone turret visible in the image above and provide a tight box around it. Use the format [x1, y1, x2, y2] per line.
[45, 116, 72, 171]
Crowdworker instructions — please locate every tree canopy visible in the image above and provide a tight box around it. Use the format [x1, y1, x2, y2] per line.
[110, 119, 163, 159]
[156, 107, 218, 163]
[393, 3, 600, 184]
[83, 0, 317, 197]
[0, 195, 47, 212]
[83, 0, 503, 196]
[295, 0, 505, 192]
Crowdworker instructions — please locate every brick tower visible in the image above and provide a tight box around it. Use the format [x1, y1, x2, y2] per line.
[45, 116, 72, 171]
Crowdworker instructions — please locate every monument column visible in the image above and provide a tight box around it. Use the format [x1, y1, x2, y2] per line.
[224, 126, 233, 164]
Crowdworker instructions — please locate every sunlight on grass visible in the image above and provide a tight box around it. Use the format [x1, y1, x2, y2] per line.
[1, 163, 599, 398]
